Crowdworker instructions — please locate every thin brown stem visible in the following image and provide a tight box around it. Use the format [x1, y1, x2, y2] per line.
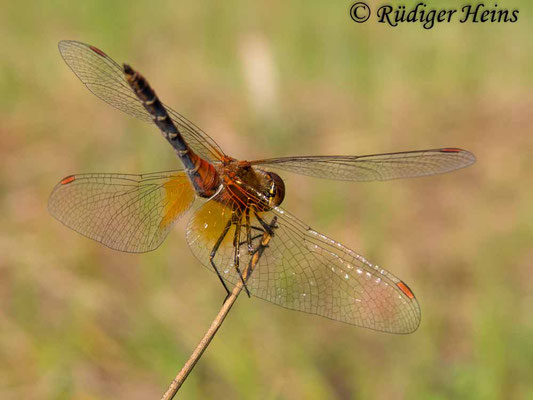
[160, 281, 244, 400]
[160, 216, 277, 400]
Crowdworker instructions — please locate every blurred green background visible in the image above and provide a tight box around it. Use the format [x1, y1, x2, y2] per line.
[1, 0, 531, 399]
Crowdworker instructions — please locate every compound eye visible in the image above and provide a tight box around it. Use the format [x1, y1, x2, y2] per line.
[266, 172, 285, 207]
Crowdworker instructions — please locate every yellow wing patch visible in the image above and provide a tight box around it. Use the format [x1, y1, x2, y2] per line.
[189, 200, 235, 244]
[159, 173, 196, 231]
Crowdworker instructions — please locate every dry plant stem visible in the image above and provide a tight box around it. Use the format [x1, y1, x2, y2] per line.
[160, 216, 277, 400]
[160, 281, 244, 400]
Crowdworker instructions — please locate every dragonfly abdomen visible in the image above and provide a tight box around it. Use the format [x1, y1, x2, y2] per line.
[123, 64, 188, 150]
[123, 64, 220, 197]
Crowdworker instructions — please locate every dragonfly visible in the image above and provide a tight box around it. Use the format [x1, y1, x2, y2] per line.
[49, 41, 476, 334]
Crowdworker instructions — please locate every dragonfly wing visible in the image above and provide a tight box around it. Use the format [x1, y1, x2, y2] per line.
[251, 148, 475, 181]
[186, 198, 420, 334]
[49, 171, 195, 253]
[58, 40, 225, 161]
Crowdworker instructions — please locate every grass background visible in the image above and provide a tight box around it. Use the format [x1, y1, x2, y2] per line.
[1, 1, 531, 399]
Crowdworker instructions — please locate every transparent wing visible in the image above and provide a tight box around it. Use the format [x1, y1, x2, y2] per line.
[58, 40, 225, 162]
[251, 148, 475, 181]
[48, 171, 195, 253]
[186, 197, 420, 334]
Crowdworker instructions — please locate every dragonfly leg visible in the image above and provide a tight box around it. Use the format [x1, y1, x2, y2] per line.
[244, 216, 278, 280]
[209, 218, 233, 297]
[232, 216, 251, 298]
[238, 234, 263, 248]
[245, 208, 254, 255]
[254, 212, 277, 235]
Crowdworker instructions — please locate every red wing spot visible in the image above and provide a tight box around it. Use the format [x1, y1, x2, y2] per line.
[89, 45, 107, 58]
[60, 175, 76, 185]
[397, 281, 415, 299]
[440, 148, 461, 153]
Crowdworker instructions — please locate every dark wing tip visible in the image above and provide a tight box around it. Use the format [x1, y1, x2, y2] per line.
[88, 45, 107, 57]
[396, 281, 415, 300]
[440, 147, 476, 167]
[60, 175, 76, 185]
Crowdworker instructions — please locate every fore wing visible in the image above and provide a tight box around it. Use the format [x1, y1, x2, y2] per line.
[48, 171, 195, 253]
[58, 40, 225, 162]
[251, 148, 475, 181]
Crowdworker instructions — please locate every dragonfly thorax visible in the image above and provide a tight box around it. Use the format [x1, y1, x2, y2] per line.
[217, 162, 285, 211]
